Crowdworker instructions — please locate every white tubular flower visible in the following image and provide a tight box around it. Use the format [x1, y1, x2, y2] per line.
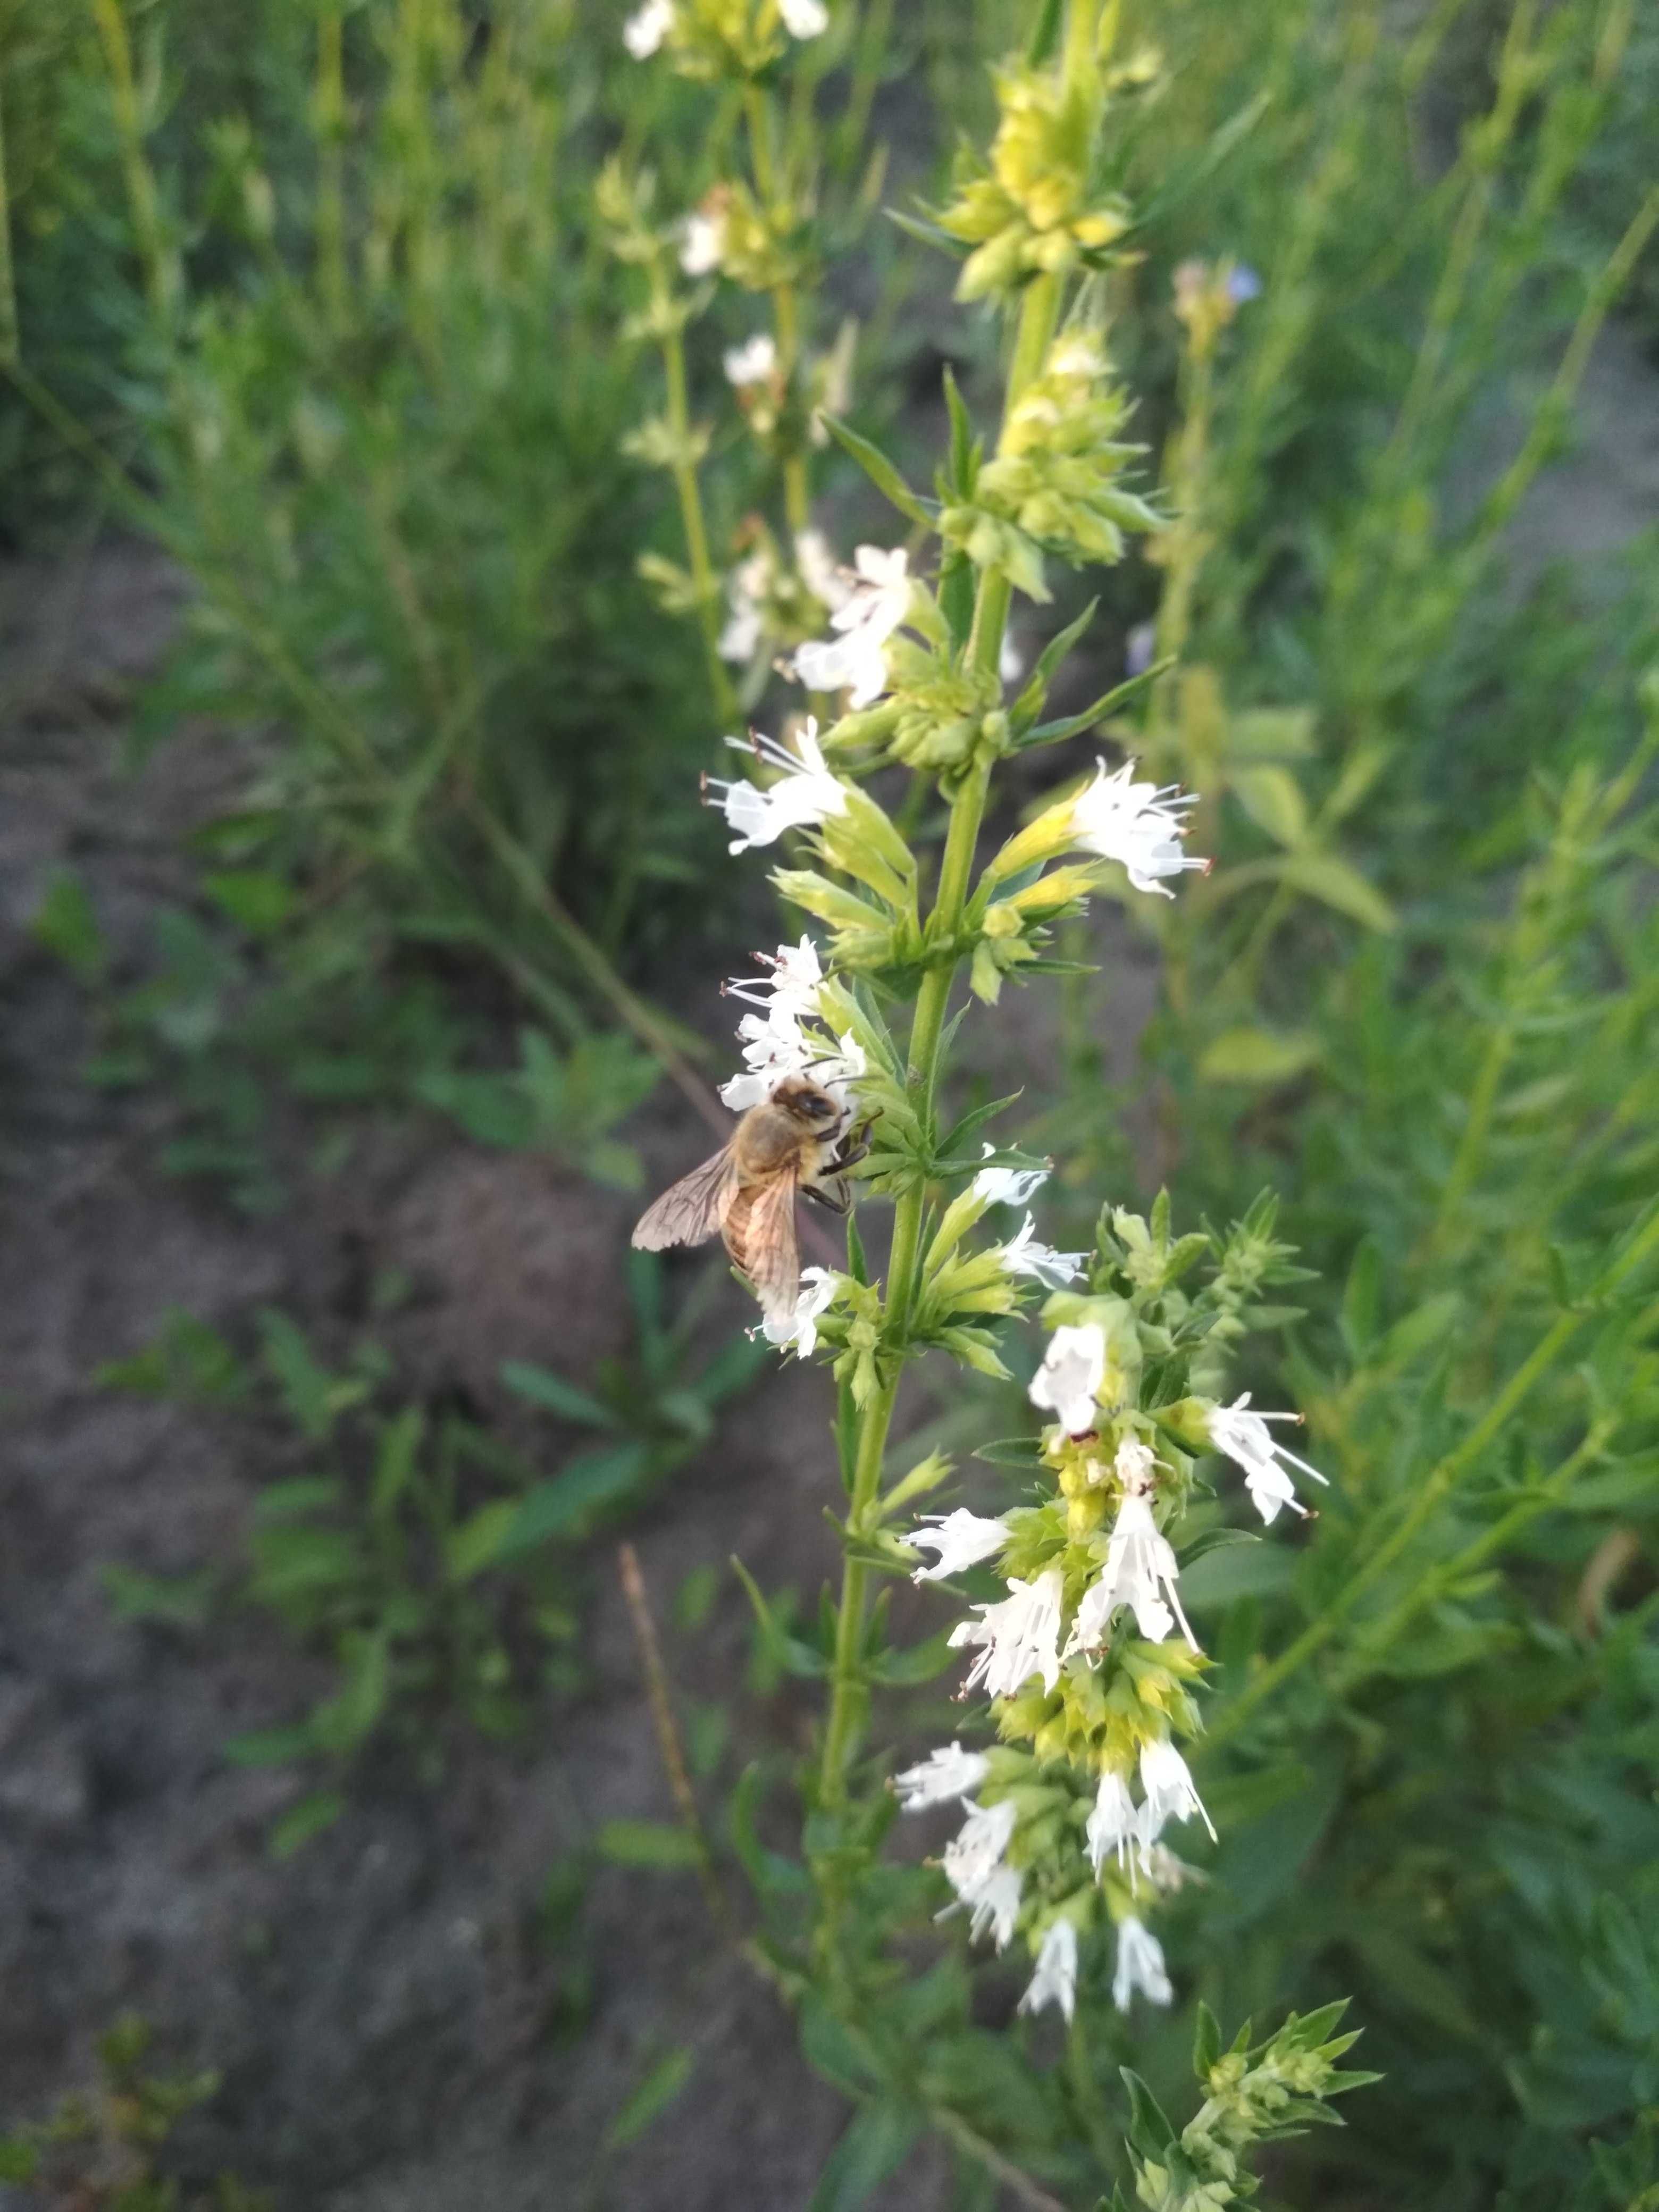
[790, 545, 911, 709]
[678, 207, 725, 278]
[1086, 1771, 1142, 1878]
[893, 1741, 989, 1811]
[780, 0, 830, 34]
[971, 1145, 1050, 1208]
[949, 1569, 1064, 1699]
[719, 1006, 815, 1111]
[717, 547, 772, 664]
[793, 527, 849, 615]
[1112, 1916, 1174, 2012]
[1000, 632, 1025, 685]
[940, 1798, 1023, 1949]
[1028, 1323, 1106, 1436]
[761, 1267, 838, 1358]
[1067, 1494, 1196, 1657]
[704, 720, 847, 854]
[1018, 1919, 1078, 2023]
[999, 1214, 1086, 1289]
[814, 1031, 867, 1108]
[724, 936, 824, 1020]
[1070, 757, 1206, 898]
[623, 0, 674, 57]
[724, 333, 778, 388]
[1138, 1736, 1217, 1845]
[1208, 1393, 1328, 1525]
[909, 1509, 1012, 1583]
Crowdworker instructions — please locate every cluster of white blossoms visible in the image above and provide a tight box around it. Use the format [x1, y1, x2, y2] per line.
[894, 1275, 1325, 2023]
[718, 528, 844, 668]
[716, 931, 865, 1113]
[625, 0, 828, 63]
[789, 543, 914, 709]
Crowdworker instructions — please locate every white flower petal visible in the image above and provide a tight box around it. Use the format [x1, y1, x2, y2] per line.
[1028, 1323, 1107, 1436]
[761, 1267, 839, 1357]
[910, 1509, 1011, 1583]
[1065, 1492, 1195, 1657]
[1018, 1918, 1078, 2022]
[1207, 1393, 1327, 1524]
[623, 0, 674, 57]
[949, 1569, 1065, 1699]
[1070, 757, 1205, 898]
[1000, 1214, 1086, 1289]
[1086, 1771, 1142, 1878]
[723, 333, 778, 387]
[1138, 1736, 1216, 1846]
[1112, 1916, 1173, 2011]
[971, 1145, 1050, 1208]
[894, 1742, 989, 1811]
[678, 210, 724, 276]
[705, 721, 847, 853]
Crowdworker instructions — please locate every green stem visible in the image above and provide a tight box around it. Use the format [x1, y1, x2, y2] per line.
[659, 301, 736, 722]
[1204, 1202, 1659, 1752]
[815, 272, 1059, 1808]
[0, 74, 19, 367]
[744, 84, 812, 535]
[91, 0, 179, 331]
[1426, 1021, 1514, 1259]
[315, 10, 349, 336]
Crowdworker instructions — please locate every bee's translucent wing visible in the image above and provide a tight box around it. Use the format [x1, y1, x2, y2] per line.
[632, 1146, 736, 1251]
[723, 1167, 800, 1322]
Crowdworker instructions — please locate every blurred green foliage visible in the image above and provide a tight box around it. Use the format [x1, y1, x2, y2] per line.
[0, 2013, 267, 2210]
[4, 0, 1657, 2204]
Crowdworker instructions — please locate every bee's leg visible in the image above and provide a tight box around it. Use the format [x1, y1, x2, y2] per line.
[825, 1117, 873, 1175]
[803, 1176, 852, 1216]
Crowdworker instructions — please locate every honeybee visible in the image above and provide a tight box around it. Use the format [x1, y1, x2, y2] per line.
[632, 1076, 868, 1322]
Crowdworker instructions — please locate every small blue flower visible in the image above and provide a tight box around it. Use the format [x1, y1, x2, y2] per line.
[1227, 263, 1263, 306]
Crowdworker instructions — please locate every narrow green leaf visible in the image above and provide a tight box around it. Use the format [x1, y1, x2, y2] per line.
[32, 868, 107, 984]
[1199, 1027, 1322, 1086]
[1273, 849, 1397, 933]
[809, 2104, 920, 2212]
[1229, 764, 1309, 849]
[605, 2048, 696, 2150]
[1026, 0, 1065, 63]
[498, 1442, 653, 1554]
[499, 1359, 619, 1427]
[594, 1819, 702, 1870]
[1013, 659, 1171, 749]
[1011, 598, 1098, 728]
[1120, 2068, 1178, 2158]
[270, 1790, 346, 1859]
[202, 867, 296, 935]
[820, 415, 934, 527]
[446, 1498, 519, 1581]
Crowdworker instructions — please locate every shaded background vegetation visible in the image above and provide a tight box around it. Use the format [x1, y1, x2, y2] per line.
[1, 1, 1655, 2207]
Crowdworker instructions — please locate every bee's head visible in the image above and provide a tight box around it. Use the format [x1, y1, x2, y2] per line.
[775, 1077, 842, 1127]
